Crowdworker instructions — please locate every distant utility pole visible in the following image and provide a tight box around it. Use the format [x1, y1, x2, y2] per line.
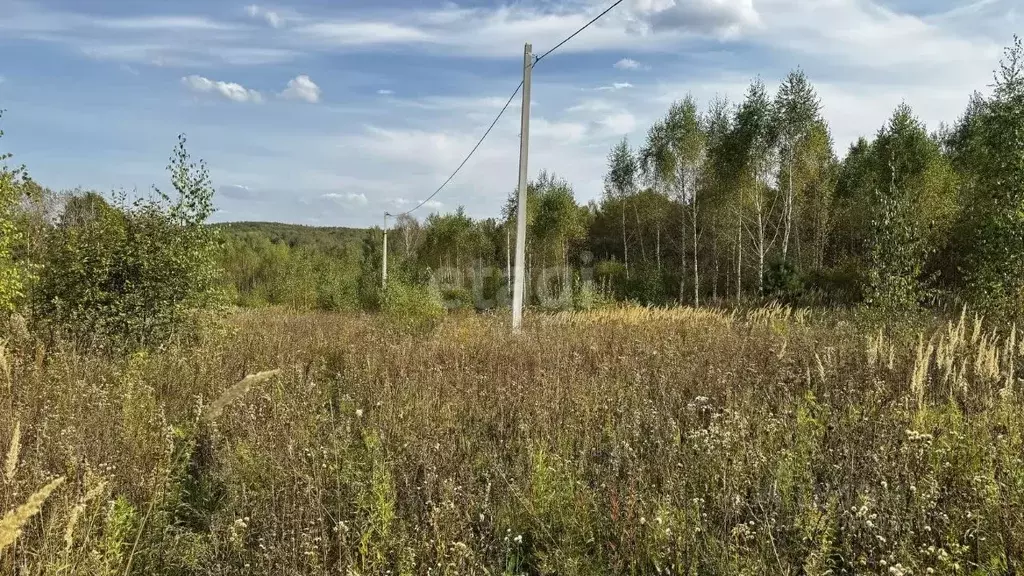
[512, 43, 533, 333]
[382, 212, 390, 290]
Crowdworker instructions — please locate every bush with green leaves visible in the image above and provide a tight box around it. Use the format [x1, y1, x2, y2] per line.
[380, 281, 444, 326]
[33, 135, 220, 349]
[624, 264, 668, 306]
[957, 37, 1024, 316]
[440, 286, 473, 311]
[0, 112, 34, 314]
[762, 258, 804, 303]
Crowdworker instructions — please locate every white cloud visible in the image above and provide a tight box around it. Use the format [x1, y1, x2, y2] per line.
[5, 0, 1008, 78]
[323, 192, 368, 205]
[533, 118, 588, 143]
[297, 21, 432, 46]
[567, 99, 615, 114]
[287, 0, 755, 57]
[597, 112, 637, 135]
[354, 125, 508, 172]
[748, 0, 1002, 85]
[630, 0, 760, 38]
[424, 200, 443, 209]
[614, 58, 643, 70]
[181, 75, 262, 103]
[6, 0, 1019, 229]
[281, 75, 321, 103]
[96, 15, 236, 32]
[596, 82, 634, 91]
[245, 5, 283, 28]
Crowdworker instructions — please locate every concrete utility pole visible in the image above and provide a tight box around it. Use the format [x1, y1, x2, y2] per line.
[512, 43, 533, 333]
[382, 212, 390, 290]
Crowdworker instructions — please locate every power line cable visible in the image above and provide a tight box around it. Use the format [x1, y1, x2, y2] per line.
[534, 0, 626, 64]
[393, 80, 523, 217]
[394, 0, 625, 217]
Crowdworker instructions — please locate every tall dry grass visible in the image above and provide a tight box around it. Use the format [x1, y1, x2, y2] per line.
[0, 306, 1022, 575]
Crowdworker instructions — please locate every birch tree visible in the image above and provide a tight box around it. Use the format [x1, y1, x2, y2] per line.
[774, 69, 821, 263]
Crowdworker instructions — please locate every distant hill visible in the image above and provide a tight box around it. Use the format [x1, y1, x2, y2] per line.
[211, 221, 370, 251]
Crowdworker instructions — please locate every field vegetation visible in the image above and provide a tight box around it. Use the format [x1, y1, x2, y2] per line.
[3, 308, 1024, 575]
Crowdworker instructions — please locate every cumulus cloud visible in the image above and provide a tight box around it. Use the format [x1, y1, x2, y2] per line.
[614, 58, 643, 70]
[378, 89, 394, 95]
[245, 5, 282, 28]
[597, 112, 638, 135]
[323, 192, 368, 205]
[181, 75, 262, 103]
[280, 75, 321, 103]
[596, 82, 634, 91]
[6, 0, 1016, 230]
[630, 0, 760, 38]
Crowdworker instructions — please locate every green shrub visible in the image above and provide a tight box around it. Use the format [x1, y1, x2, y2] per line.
[0, 114, 33, 314]
[624, 264, 667, 306]
[762, 259, 805, 303]
[571, 278, 612, 311]
[32, 135, 220, 350]
[594, 259, 626, 298]
[380, 282, 444, 326]
[441, 287, 473, 311]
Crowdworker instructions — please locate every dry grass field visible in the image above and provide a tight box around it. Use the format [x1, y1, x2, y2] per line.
[2, 306, 1023, 575]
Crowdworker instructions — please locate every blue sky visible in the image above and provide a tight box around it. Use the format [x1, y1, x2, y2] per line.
[0, 0, 1017, 226]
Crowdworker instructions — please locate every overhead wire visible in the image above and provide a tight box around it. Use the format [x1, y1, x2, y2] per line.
[392, 0, 626, 217]
[533, 0, 626, 64]
[392, 80, 523, 218]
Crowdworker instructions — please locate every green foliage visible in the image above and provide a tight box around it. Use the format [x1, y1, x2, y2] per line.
[803, 261, 867, 306]
[762, 258, 804, 303]
[358, 229, 385, 310]
[216, 230, 359, 311]
[380, 281, 444, 326]
[440, 287, 473, 311]
[0, 112, 32, 314]
[957, 36, 1024, 316]
[212, 221, 366, 251]
[624, 264, 667, 305]
[33, 135, 220, 350]
[604, 138, 638, 200]
[570, 272, 611, 311]
[7, 40, 1024, 324]
[866, 104, 955, 311]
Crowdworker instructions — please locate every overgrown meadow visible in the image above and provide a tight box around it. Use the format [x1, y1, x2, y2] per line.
[3, 29, 1024, 576]
[3, 306, 1022, 575]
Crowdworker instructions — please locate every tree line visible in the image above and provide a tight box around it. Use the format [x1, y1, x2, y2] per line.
[1, 37, 1023, 350]
[370, 37, 1024, 317]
